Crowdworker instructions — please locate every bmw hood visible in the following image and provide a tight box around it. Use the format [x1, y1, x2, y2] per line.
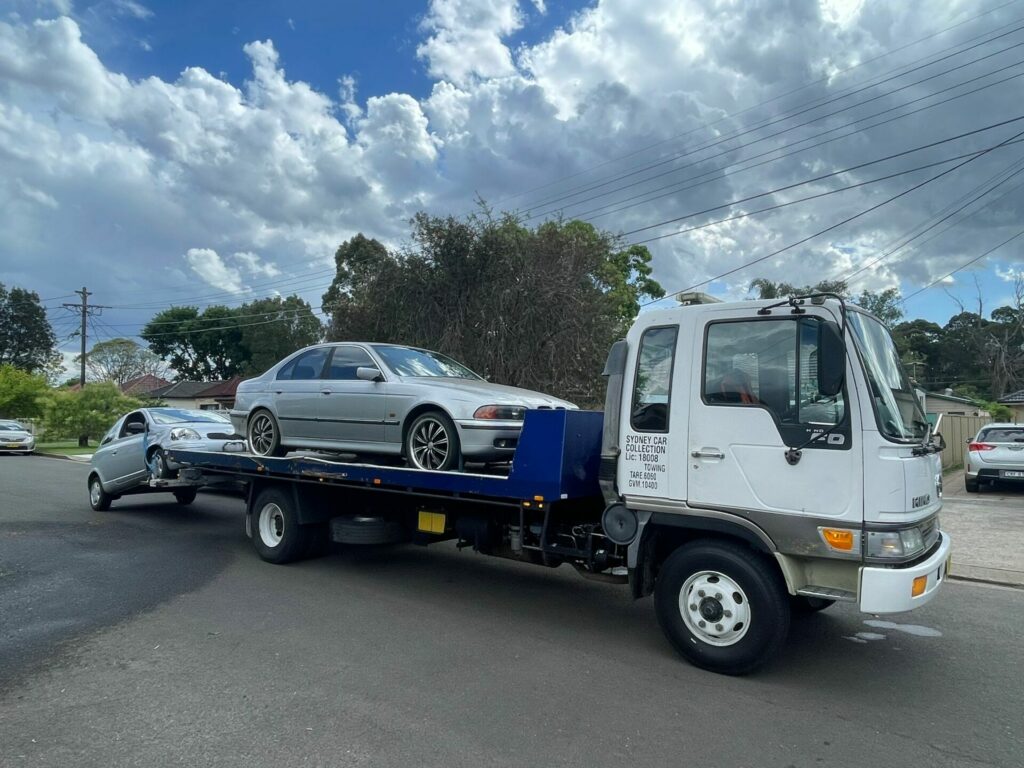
[397, 378, 576, 409]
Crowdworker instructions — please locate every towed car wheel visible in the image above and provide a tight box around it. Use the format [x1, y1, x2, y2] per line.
[406, 411, 460, 471]
[89, 475, 112, 511]
[248, 411, 285, 457]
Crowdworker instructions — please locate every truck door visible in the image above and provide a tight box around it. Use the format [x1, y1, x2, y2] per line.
[687, 311, 860, 523]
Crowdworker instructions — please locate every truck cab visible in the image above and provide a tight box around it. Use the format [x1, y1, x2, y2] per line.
[605, 295, 950, 673]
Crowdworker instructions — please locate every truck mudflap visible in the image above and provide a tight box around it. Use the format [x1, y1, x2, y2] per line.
[858, 532, 952, 614]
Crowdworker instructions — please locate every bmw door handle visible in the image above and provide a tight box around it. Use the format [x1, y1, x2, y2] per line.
[320, 389, 332, 395]
[691, 449, 725, 459]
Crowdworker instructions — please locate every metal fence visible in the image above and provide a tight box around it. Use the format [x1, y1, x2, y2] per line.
[935, 413, 991, 470]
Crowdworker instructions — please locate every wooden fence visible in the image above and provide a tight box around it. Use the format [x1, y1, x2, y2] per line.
[935, 413, 991, 470]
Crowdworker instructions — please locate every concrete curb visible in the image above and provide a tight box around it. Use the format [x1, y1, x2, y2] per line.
[949, 561, 1024, 589]
[34, 452, 92, 462]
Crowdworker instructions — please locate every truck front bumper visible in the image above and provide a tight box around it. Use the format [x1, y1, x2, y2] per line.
[859, 532, 952, 614]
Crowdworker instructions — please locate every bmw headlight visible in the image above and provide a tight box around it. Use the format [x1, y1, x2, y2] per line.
[170, 427, 202, 441]
[866, 526, 927, 559]
[473, 405, 527, 420]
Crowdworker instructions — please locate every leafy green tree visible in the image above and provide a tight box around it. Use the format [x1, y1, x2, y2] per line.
[322, 213, 662, 405]
[748, 278, 849, 300]
[855, 288, 903, 327]
[0, 283, 59, 375]
[0, 364, 49, 418]
[239, 296, 323, 374]
[141, 306, 244, 380]
[76, 338, 168, 385]
[42, 382, 142, 446]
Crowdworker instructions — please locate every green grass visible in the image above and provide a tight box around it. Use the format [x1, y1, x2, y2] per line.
[34, 441, 95, 456]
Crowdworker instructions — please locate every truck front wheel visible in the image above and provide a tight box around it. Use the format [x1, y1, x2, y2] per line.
[251, 487, 314, 564]
[654, 540, 790, 675]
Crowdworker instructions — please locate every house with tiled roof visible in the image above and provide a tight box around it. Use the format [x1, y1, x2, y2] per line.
[998, 388, 1024, 422]
[121, 374, 171, 397]
[148, 377, 243, 411]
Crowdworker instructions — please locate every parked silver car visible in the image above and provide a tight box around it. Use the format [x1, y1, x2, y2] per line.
[230, 343, 576, 470]
[0, 420, 35, 454]
[87, 408, 244, 510]
[965, 423, 1024, 492]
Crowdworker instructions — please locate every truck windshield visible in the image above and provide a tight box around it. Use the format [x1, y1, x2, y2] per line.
[847, 311, 929, 442]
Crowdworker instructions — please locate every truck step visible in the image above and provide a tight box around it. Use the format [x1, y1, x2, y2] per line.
[796, 586, 856, 602]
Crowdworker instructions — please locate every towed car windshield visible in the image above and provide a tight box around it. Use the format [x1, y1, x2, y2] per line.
[149, 409, 230, 424]
[0, 422, 26, 431]
[847, 311, 929, 442]
[372, 345, 481, 379]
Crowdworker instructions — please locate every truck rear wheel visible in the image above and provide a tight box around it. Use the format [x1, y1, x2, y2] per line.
[654, 540, 789, 675]
[251, 487, 314, 564]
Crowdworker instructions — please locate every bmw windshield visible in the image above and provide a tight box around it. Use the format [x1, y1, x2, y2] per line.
[372, 346, 481, 379]
[848, 311, 930, 442]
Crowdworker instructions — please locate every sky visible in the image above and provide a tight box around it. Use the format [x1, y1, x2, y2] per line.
[1, 0, 1023, 372]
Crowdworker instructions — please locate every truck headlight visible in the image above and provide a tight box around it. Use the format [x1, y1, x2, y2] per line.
[170, 427, 202, 441]
[866, 526, 927, 559]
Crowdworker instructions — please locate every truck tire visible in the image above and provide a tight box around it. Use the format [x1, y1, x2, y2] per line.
[88, 474, 112, 512]
[174, 488, 198, 505]
[654, 540, 790, 676]
[251, 487, 314, 564]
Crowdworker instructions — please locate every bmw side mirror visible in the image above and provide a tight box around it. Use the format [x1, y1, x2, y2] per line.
[818, 321, 845, 398]
[356, 366, 384, 382]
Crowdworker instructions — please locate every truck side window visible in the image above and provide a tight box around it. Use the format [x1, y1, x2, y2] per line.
[704, 319, 844, 426]
[631, 326, 678, 432]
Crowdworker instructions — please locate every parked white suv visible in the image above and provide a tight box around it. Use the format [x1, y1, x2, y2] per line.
[964, 423, 1024, 492]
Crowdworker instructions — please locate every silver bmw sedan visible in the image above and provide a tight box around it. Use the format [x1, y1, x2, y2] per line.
[230, 343, 576, 470]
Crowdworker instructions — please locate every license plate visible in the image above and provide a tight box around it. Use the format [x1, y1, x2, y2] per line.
[3, 443, 22, 448]
[1002, 470, 1024, 479]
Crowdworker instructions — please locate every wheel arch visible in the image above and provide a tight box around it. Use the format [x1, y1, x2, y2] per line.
[630, 511, 780, 599]
[400, 402, 457, 455]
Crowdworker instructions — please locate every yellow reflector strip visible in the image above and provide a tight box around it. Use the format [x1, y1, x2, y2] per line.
[822, 528, 855, 551]
[912, 575, 927, 597]
[417, 511, 446, 534]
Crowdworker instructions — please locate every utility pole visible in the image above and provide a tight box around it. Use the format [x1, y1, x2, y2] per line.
[62, 287, 112, 446]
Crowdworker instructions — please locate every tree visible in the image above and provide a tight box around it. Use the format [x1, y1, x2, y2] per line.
[239, 296, 323, 375]
[321, 213, 663, 406]
[748, 278, 849, 299]
[141, 306, 245, 380]
[0, 364, 49, 418]
[76, 338, 168, 386]
[854, 288, 903, 327]
[0, 283, 59, 375]
[42, 382, 142, 446]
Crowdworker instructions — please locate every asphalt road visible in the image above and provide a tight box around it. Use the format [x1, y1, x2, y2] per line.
[1, 456, 1022, 768]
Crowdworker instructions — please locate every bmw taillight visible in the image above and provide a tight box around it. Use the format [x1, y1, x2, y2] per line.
[968, 442, 995, 452]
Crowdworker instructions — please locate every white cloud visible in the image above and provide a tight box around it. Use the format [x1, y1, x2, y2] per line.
[185, 248, 244, 294]
[111, 0, 153, 20]
[1, 0, 1022, 336]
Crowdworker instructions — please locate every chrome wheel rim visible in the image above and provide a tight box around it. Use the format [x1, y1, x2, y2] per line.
[258, 502, 285, 547]
[249, 413, 275, 455]
[90, 479, 102, 506]
[410, 417, 450, 470]
[678, 570, 751, 647]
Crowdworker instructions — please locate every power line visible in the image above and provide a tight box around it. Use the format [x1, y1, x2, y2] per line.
[61, 287, 112, 388]
[135, 308, 328, 339]
[493, 0, 1024, 206]
[521, 29, 1024, 216]
[902, 228, 1024, 302]
[642, 125, 1024, 304]
[560, 62, 1024, 225]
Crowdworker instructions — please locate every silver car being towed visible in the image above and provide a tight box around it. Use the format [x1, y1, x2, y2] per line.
[230, 343, 576, 470]
[87, 408, 244, 511]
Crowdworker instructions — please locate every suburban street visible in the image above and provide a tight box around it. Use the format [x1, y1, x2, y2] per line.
[0, 455, 1021, 768]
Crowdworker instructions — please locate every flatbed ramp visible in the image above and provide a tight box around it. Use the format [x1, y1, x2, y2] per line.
[164, 409, 604, 504]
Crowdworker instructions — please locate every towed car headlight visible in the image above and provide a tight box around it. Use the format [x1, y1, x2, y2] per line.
[866, 526, 927, 559]
[473, 405, 526, 420]
[169, 427, 202, 441]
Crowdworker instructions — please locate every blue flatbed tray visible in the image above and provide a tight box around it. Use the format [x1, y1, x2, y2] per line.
[165, 409, 604, 503]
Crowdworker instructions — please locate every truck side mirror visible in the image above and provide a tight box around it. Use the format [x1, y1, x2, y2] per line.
[818, 321, 845, 397]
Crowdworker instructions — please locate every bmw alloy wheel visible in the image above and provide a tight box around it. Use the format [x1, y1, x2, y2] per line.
[248, 412, 277, 456]
[409, 416, 452, 470]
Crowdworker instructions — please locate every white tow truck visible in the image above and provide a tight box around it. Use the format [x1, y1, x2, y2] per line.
[160, 294, 951, 675]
